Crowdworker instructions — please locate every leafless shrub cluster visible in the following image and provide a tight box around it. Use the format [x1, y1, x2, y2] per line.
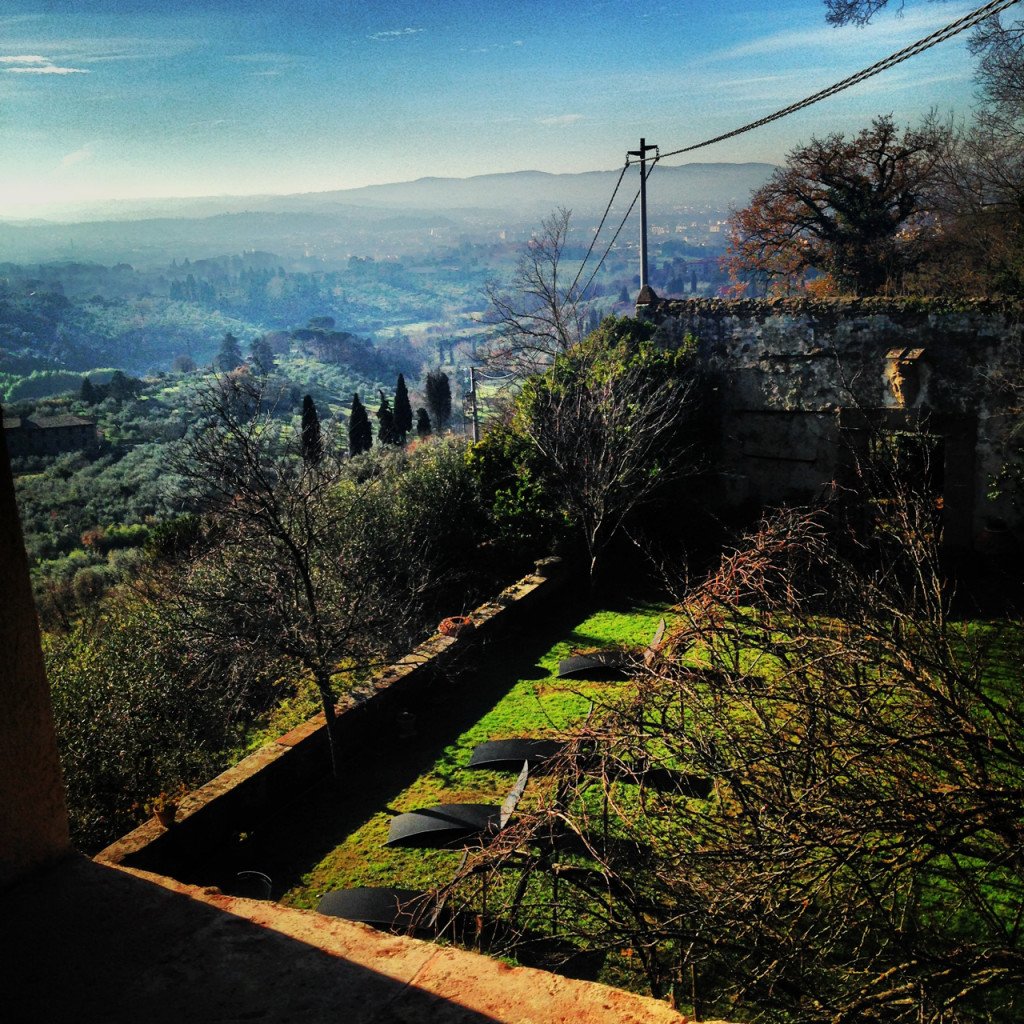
[439, 470, 1024, 1021]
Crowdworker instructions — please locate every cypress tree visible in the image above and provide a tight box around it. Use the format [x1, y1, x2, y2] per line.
[217, 332, 244, 372]
[376, 391, 397, 446]
[301, 394, 323, 465]
[348, 393, 372, 456]
[393, 373, 413, 441]
[80, 377, 97, 406]
[416, 407, 432, 437]
[424, 370, 452, 432]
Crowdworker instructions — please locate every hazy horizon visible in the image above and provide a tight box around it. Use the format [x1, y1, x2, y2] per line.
[0, 0, 983, 219]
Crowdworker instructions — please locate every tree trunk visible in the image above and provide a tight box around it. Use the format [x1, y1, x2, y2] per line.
[317, 677, 341, 780]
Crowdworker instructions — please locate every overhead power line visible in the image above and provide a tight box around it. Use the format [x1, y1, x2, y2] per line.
[568, 162, 629, 302]
[579, 160, 657, 300]
[571, 0, 1020, 301]
[628, 0, 1022, 164]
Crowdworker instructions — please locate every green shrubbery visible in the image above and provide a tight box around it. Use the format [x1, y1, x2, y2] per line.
[41, 316, 705, 852]
[45, 599, 247, 851]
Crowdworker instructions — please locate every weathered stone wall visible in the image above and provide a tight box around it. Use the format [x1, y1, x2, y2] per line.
[648, 297, 1024, 544]
[96, 559, 569, 881]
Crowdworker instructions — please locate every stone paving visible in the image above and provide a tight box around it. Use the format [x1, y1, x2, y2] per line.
[6, 854, 689, 1024]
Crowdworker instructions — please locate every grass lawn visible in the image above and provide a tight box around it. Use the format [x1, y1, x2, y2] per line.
[279, 601, 673, 910]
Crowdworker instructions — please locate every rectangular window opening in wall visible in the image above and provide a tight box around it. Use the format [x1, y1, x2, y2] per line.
[871, 431, 945, 496]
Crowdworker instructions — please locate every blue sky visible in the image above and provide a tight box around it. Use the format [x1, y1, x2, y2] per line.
[0, 0, 981, 214]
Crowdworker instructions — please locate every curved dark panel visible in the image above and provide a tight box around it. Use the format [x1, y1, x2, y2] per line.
[556, 650, 630, 680]
[317, 887, 427, 928]
[386, 803, 501, 848]
[467, 739, 564, 772]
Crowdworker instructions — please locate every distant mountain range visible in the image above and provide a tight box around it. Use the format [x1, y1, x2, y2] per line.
[4, 164, 775, 224]
[0, 163, 775, 265]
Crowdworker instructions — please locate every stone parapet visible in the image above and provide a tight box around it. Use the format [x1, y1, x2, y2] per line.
[7, 854, 689, 1024]
[97, 559, 569, 877]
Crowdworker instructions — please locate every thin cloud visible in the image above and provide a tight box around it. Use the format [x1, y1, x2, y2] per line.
[6, 36, 197, 63]
[8, 64, 89, 74]
[369, 28, 423, 41]
[461, 40, 526, 55]
[227, 52, 298, 65]
[2, 54, 89, 74]
[61, 145, 93, 168]
[538, 113, 583, 127]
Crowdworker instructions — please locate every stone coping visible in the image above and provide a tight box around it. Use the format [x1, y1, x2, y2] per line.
[648, 296, 1024, 317]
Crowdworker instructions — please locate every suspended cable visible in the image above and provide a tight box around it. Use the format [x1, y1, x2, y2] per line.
[473, 368, 517, 381]
[626, 0, 1022, 165]
[567, 160, 630, 303]
[579, 160, 658, 299]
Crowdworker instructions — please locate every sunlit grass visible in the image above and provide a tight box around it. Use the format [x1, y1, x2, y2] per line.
[281, 601, 672, 908]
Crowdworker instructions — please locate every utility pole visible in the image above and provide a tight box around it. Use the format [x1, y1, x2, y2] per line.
[469, 366, 480, 443]
[627, 137, 657, 297]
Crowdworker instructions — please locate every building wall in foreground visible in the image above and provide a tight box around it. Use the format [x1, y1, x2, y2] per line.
[0, 424, 70, 888]
[648, 298, 1024, 546]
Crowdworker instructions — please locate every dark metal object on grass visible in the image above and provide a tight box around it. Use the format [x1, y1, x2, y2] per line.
[317, 887, 449, 933]
[467, 739, 564, 772]
[558, 618, 669, 679]
[385, 803, 503, 848]
[234, 871, 272, 900]
[556, 650, 630, 679]
[386, 763, 530, 848]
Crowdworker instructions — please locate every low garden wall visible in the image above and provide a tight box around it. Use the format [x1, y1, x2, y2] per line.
[96, 557, 568, 880]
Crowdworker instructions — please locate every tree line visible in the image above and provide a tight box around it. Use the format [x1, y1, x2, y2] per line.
[345, 369, 452, 456]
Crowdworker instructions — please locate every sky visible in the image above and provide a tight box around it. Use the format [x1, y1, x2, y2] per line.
[0, 0, 986, 215]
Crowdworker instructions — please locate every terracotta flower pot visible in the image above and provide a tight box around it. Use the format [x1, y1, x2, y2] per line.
[438, 615, 474, 638]
[153, 805, 177, 828]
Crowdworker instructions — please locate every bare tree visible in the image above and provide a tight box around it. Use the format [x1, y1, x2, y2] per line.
[483, 208, 588, 379]
[824, 0, 892, 26]
[445, 461, 1024, 1021]
[158, 376, 433, 776]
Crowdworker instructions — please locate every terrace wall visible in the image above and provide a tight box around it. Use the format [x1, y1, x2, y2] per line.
[645, 297, 1024, 548]
[96, 558, 569, 881]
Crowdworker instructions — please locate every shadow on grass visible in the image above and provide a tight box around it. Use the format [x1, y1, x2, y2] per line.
[201, 596, 603, 899]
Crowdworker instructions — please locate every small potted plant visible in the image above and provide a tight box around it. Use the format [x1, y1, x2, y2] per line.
[438, 615, 474, 638]
[144, 784, 187, 828]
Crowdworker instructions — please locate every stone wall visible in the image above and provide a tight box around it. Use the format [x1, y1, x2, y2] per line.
[96, 558, 568, 880]
[647, 297, 1024, 546]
